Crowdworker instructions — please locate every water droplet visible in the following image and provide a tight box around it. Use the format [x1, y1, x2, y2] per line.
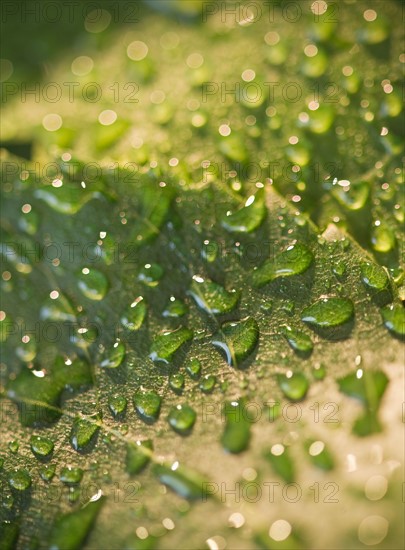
[163, 297, 188, 318]
[8, 440, 19, 454]
[338, 370, 388, 436]
[48, 496, 105, 549]
[39, 464, 56, 482]
[169, 373, 185, 392]
[221, 190, 266, 233]
[312, 364, 326, 380]
[138, 263, 164, 287]
[149, 326, 193, 363]
[121, 297, 147, 330]
[108, 395, 127, 418]
[185, 358, 201, 379]
[8, 469, 31, 491]
[133, 391, 161, 423]
[221, 400, 251, 454]
[212, 317, 259, 367]
[70, 410, 101, 452]
[332, 261, 346, 278]
[168, 404, 196, 435]
[59, 466, 83, 485]
[126, 440, 153, 475]
[277, 372, 309, 401]
[282, 326, 313, 357]
[252, 242, 313, 287]
[265, 446, 295, 483]
[371, 224, 396, 253]
[306, 440, 334, 470]
[301, 297, 354, 328]
[188, 277, 240, 315]
[30, 435, 54, 458]
[100, 341, 125, 368]
[153, 462, 212, 500]
[380, 304, 404, 338]
[199, 374, 216, 393]
[77, 268, 108, 301]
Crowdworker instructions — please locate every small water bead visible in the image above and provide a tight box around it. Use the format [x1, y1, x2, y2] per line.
[169, 373, 185, 392]
[48, 496, 105, 549]
[361, 262, 390, 292]
[77, 268, 108, 301]
[185, 358, 201, 379]
[188, 276, 240, 315]
[100, 341, 125, 368]
[282, 326, 313, 356]
[332, 261, 346, 278]
[121, 297, 147, 330]
[163, 297, 188, 318]
[221, 190, 266, 233]
[252, 242, 314, 287]
[108, 395, 127, 418]
[199, 374, 216, 393]
[380, 304, 405, 338]
[277, 372, 309, 401]
[8, 440, 19, 454]
[59, 467, 84, 485]
[212, 317, 259, 367]
[149, 326, 193, 363]
[168, 404, 196, 435]
[138, 263, 164, 287]
[126, 440, 153, 475]
[2, 495, 15, 510]
[133, 391, 161, 423]
[30, 436, 54, 458]
[40, 464, 56, 482]
[153, 462, 212, 500]
[8, 469, 32, 491]
[301, 297, 354, 328]
[281, 300, 295, 315]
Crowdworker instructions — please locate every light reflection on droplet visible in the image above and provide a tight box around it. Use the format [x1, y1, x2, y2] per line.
[269, 519, 292, 542]
[358, 515, 388, 545]
[98, 110, 117, 125]
[365, 475, 388, 501]
[228, 512, 245, 528]
[127, 41, 148, 61]
[43, 114, 62, 131]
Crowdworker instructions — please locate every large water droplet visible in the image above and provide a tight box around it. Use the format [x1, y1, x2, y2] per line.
[221, 400, 251, 454]
[48, 495, 105, 549]
[282, 326, 313, 357]
[70, 409, 101, 452]
[188, 276, 240, 315]
[121, 297, 147, 330]
[168, 404, 196, 435]
[126, 440, 153, 475]
[138, 263, 164, 287]
[277, 372, 309, 401]
[100, 341, 125, 368]
[301, 297, 354, 328]
[153, 462, 212, 500]
[381, 304, 404, 338]
[221, 190, 266, 233]
[149, 326, 193, 364]
[30, 435, 54, 459]
[8, 469, 31, 491]
[212, 317, 259, 367]
[252, 243, 313, 287]
[77, 268, 108, 301]
[59, 466, 83, 485]
[133, 391, 161, 423]
[108, 395, 127, 418]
